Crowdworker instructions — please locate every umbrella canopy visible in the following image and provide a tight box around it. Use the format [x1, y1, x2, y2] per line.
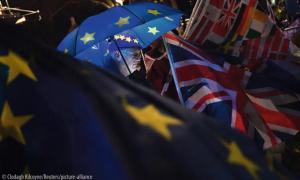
[57, 27, 79, 56]
[75, 2, 182, 53]
[57, 2, 182, 75]
[74, 30, 142, 75]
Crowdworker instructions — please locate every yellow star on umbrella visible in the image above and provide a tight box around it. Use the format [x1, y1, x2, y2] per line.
[0, 50, 37, 84]
[126, 37, 132, 42]
[148, 26, 160, 35]
[0, 102, 33, 144]
[115, 16, 130, 27]
[124, 101, 183, 140]
[133, 39, 139, 44]
[80, 32, 96, 45]
[147, 9, 161, 16]
[120, 35, 126, 40]
[222, 140, 260, 179]
[114, 35, 121, 40]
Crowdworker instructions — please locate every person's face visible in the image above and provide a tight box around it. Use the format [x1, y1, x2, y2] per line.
[112, 48, 142, 77]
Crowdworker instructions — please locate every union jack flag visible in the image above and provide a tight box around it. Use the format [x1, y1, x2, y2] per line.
[218, 0, 241, 30]
[247, 89, 300, 136]
[164, 33, 282, 148]
[246, 60, 300, 139]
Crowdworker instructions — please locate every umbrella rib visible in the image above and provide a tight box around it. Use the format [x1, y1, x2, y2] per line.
[112, 39, 132, 74]
[121, 6, 146, 24]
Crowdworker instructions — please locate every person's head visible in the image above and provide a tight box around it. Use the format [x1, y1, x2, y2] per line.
[111, 47, 143, 77]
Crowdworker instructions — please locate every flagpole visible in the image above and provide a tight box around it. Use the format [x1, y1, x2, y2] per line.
[160, 70, 172, 96]
[140, 49, 147, 72]
[162, 36, 185, 105]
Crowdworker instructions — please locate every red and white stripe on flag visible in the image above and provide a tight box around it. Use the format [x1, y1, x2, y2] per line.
[239, 28, 290, 70]
[247, 88, 300, 136]
[166, 33, 284, 148]
[185, 0, 224, 45]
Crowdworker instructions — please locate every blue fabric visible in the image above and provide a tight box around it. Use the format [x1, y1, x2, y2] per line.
[57, 28, 78, 56]
[57, 2, 182, 74]
[58, 2, 182, 74]
[76, 2, 182, 53]
[74, 40, 120, 74]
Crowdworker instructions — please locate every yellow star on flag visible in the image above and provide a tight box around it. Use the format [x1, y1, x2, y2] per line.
[114, 35, 121, 40]
[126, 37, 132, 42]
[222, 140, 260, 179]
[0, 51, 37, 84]
[0, 102, 33, 144]
[115, 16, 130, 27]
[80, 32, 95, 45]
[148, 9, 161, 16]
[124, 101, 183, 140]
[148, 27, 160, 35]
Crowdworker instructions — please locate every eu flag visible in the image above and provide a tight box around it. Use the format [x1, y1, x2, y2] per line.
[0, 23, 291, 179]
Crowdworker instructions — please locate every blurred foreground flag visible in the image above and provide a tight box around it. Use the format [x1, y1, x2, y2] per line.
[0, 23, 286, 179]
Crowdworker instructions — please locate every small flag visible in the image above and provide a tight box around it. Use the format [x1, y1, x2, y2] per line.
[185, 0, 278, 48]
[237, 28, 290, 70]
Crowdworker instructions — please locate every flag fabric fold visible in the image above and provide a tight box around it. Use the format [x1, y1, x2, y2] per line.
[164, 32, 286, 148]
[246, 60, 300, 140]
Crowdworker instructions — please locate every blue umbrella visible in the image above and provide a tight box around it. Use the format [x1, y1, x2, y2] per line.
[58, 27, 142, 75]
[57, 2, 182, 74]
[69, 2, 183, 54]
[74, 31, 142, 75]
[57, 28, 78, 56]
